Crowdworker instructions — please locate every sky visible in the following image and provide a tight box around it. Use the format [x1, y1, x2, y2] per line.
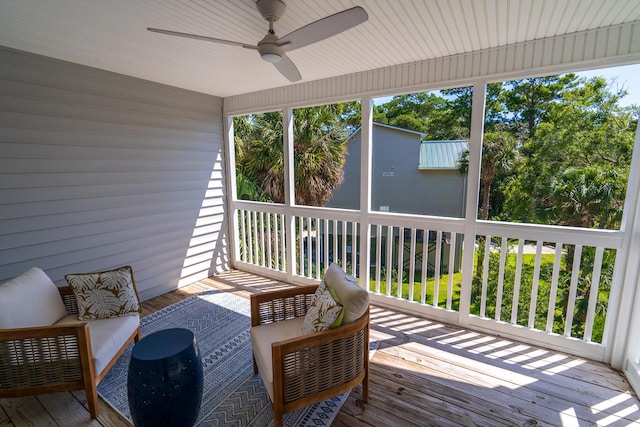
[373, 63, 640, 107]
[575, 63, 640, 107]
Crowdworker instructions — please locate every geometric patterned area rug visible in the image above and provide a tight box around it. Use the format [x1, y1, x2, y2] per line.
[98, 290, 366, 426]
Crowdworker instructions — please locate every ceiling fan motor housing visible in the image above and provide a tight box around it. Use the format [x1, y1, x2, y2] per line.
[256, 0, 286, 22]
[258, 33, 283, 62]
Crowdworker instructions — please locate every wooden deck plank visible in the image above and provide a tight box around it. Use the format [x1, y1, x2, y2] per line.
[0, 396, 57, 427]
[374, 348, 598, 426]
[36, 393, 103, 427]
[378, 331, 640, 423]
[2, 270, 640, 427]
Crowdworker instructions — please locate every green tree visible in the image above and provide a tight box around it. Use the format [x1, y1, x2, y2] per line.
[503, 74, 579, 139]
[234, 105, 353, 206]
[504, 76, 635, 229]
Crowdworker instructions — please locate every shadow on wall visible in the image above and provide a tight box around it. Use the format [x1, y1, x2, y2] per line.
[178, 152, 230, 289]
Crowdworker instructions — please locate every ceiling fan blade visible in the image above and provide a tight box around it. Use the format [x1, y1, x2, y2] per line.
[273, 55, 301, 82]
[278, 6, 368, 51]
[147, 28, 257, 50]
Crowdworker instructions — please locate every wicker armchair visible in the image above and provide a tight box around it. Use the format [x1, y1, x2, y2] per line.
[250, 280, 369, 427]
[0, 272, 141, 419]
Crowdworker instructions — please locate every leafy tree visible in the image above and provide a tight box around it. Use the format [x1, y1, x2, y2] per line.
[504, 76, 635, 229]
[234, 104, 353, 206]
[458, 130, 519, 220]
[503, 74, 579, 139]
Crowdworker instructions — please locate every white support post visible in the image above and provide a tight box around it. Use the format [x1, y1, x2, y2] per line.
[283, 108, 296, 282]
[358, 97, 373, 288]
[224, 115, 240, 268]
[458, 81, 487, 324]
[607, 112, 640, 369]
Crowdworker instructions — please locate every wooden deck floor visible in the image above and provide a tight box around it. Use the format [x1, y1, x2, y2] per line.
[2, 269, 640, 426]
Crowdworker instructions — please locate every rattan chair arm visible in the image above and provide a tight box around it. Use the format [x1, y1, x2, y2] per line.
[0, 323, 88, 341]
[0, 322, 94, 394]
[250, 285, 318, 305]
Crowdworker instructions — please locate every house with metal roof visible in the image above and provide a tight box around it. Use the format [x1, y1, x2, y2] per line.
[328, 122, 468, 219]
[326, 123, 468, 273]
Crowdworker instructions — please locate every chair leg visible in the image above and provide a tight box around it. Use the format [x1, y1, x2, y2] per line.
[363, 360, 369, 401]
[273, 405, 284, 427]
[86, 383, 99, 419]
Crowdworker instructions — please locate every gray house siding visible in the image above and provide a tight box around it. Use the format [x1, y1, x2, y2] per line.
[328, 124, 466, 218]
[327, 123, 466, 272]
[0, 47, 228, 300]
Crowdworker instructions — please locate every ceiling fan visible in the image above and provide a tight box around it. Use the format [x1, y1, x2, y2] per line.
[147, 0, 368, 82]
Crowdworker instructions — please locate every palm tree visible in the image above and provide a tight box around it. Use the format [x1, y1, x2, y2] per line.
[458, 130, 519, 220]
[234, 105, 350, 207]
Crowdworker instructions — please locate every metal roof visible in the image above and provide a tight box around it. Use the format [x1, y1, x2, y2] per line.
[419, 140, 468, 170]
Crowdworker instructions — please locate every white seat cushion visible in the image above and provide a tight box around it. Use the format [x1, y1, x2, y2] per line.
[56, 314, 139, 375]
[250, 317, 305, 400]
[0, 267, 67, 329]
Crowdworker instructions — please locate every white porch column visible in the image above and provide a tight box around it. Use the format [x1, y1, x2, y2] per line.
[607, 113, 640, 371]
[224, 115, 240, 268]
[358, 97, 373, 287]
[283, 108, 296, 282]
[458, 81, 487, 324]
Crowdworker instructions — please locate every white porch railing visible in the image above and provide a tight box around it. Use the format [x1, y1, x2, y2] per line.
[232, 201, 623, 361]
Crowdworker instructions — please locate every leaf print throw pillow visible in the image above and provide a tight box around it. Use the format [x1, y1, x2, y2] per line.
[302, 282, 344, 334]
[65, 265, 141, 320]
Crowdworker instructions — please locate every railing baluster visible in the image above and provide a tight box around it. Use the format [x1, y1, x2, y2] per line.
[386, 226, 393, 297]
[273, 214, 279, 270]
[246, 210, 254, 264]
[434, 230, 442, 308]
[446, 233, 456, 310]
[342, 221, 348, 271]
[280, 213, 286, 271]
[351, 221, 358, 276]
[421, 229, 428, 304]
[546, 242, 563, 332]
[259, 211, 265, 267]
[528, 240, 544, 328]
[239, 209, 247, 262]
[332, 219, 340, 262]
[564, 244, 583, 337]
[266, 213, 272, 269]
[511, 239, 525, 324]
[495, 237, 508, 321]
[584, 246, 605, 342]
[315, 218, 321, 279]
[298, 216, 304, 276]
[324, 218, 330, 273]
[409, 228, 417, 302]
[480, 235, 491, 317]
[397, 226, 404, 299]
[252, 210, 259, 265]
[375, 224, 382, 294]
[306, 216, 312, 278]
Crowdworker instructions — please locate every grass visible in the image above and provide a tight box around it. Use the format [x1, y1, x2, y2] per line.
[368, 270, 463, 310]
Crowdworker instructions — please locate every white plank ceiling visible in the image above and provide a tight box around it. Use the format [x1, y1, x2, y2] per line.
[1, 0, 639, 97]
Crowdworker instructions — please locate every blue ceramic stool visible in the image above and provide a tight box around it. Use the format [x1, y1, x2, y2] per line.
[127, 328, 203, 427]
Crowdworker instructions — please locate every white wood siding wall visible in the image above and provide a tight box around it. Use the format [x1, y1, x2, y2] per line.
[0, 47, 228, 300]
[224, 21, 640, 115]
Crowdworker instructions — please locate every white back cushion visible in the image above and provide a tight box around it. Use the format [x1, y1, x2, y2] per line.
[0, 267, 67, 328]
[323, 263, 370, 324]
